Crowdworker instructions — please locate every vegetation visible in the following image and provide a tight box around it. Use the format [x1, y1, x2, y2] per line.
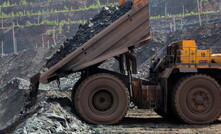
[0, 2, 117, 19]
[15, 19, 87, 32]
[150, 10, 219, 19]
[0, 0, 71, 8]
[0, 0, 116, 30]
[0, 0, 220, 29]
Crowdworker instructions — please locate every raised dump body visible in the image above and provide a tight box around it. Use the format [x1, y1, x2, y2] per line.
[40, 0, 151, 84]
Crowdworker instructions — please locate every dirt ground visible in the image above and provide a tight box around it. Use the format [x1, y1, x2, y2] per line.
[93, 109, 221, 134]
[1, 82, 221, 134]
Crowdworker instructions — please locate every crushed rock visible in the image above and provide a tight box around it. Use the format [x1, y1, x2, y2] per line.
[13, 90, 98, 134]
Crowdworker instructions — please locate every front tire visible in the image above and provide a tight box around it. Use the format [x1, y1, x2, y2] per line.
[74, 73, 130, 124]
[172, 74, 221, 124]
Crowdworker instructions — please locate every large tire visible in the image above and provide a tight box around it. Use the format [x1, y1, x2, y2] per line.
[71, 77, 86, 104]
[71, 77, 86, 116]
[172, 74, 221, 124]
[74, 73, 130, 124]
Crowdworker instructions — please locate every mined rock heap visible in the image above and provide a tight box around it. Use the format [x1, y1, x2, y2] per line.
[46, 2, 133, 68]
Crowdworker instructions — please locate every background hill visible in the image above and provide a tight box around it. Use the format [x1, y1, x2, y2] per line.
[0, 0, 220, 54]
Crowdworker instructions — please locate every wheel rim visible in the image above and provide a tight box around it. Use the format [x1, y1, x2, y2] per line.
[89, 87, 118, 115]
[187, 88, 213, 115]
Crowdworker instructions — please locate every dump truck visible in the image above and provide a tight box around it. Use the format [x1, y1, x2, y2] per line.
[37, 0, 221, 125]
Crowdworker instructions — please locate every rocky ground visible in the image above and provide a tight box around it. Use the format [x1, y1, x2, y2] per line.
[2, 79, 221, 134]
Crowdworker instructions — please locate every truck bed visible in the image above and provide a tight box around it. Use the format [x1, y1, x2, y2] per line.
[40, 0, 151, 84]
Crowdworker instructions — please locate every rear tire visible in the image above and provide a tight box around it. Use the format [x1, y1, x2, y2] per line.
[74, 73, 130, 124]
[172, 74, 221, 124]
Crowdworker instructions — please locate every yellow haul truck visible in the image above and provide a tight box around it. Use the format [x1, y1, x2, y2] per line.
[38, 0, 221, 125]
[150, 40, 221, 125]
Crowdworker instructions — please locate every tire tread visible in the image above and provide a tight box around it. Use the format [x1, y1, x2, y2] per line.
[172, 74, 221, 124]
[74, 73, 130, 124]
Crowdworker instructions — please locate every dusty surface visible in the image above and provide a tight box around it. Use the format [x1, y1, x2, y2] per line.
[96, 110, 221, 134]
[3, 87, 221, 134]
[1, 77, 221, 134]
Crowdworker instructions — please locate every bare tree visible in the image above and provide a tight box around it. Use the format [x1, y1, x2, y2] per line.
[173, 17, 176, 31]
[170, 22, 173, 32]
[180, 5, 185, 30]
[42, 35, 45, 47]
[180, 18, 183, 29]
[47, 40, 50, 48]
[1, 18, 3, 28]
[53, 31, 57, 46]
[16, 19, 19, 26]
[12, 22, 17, 53]
[183, 5, 185, 16]
[200, 0, 203, 12]
[56, 15, 59, 24]
[165, 3, 168, 16]
[197, 0, 202, 26]
[1, 41, 3, 55]
[0, 8, 2, 29]
[219, 1, 221, 11]
[38, 15, 40, 25]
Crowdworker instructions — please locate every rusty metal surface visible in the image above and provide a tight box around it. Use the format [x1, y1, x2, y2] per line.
[119, 0, 126, 6]
[40, 0, 151, 84]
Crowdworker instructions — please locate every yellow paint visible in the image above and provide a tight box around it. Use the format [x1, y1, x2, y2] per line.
[177, 40, 212, 64]
[211, 54, 221, 63]
[180, 40, 196, 50]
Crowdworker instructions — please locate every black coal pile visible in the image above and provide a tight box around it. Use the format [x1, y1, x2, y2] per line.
[46, 2, 133, 68]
